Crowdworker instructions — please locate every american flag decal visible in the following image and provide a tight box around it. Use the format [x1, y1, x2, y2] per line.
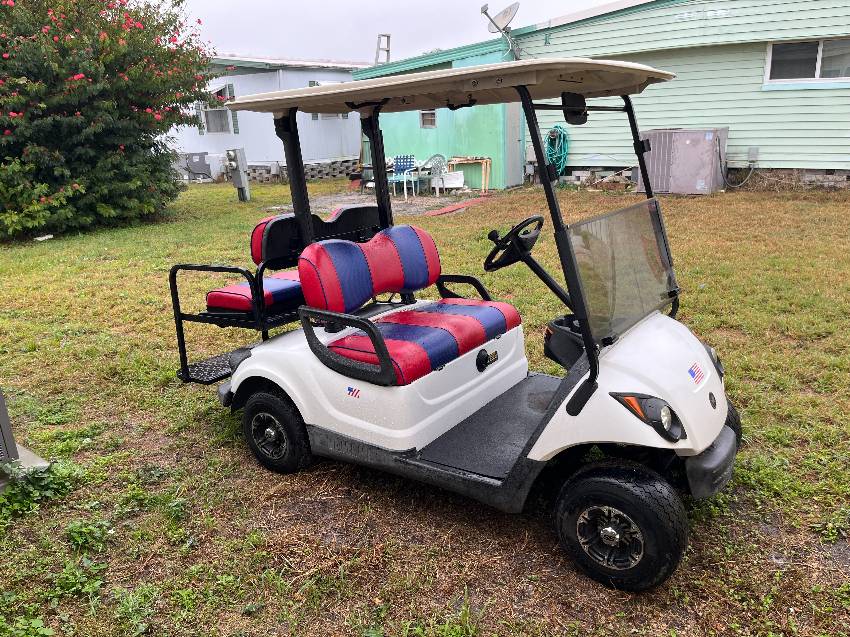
[688, 363, 705, 385]
[347, 386, 361, 398]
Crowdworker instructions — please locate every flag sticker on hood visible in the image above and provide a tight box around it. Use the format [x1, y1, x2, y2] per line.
[688, 363, 705, 385]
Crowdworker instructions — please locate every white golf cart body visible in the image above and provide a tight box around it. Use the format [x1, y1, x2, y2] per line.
[231, 309, 725, 460]
[168, 58, 737, 518]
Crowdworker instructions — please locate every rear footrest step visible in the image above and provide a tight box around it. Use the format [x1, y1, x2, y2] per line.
[177, 352, 233, 385]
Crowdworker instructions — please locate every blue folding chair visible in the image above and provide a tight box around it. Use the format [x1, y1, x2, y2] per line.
[388, 155, 417, 199]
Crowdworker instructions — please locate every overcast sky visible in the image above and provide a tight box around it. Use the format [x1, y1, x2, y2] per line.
[182, 1, 608, 63]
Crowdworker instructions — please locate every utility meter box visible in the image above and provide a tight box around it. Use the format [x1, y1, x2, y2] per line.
[226, 148, 251, 202]
[637, 128, 729, 195]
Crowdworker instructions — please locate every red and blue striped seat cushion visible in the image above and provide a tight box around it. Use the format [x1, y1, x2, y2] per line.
[327, 298, 521, 385]
[206, 270, 303, 313]
[298, 225, 441, 314]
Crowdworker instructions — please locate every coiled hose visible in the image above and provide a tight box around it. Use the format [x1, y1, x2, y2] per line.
[545, 125, 570, 176]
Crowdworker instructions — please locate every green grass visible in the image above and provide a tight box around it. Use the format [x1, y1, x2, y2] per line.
[0, 181, 848, 635]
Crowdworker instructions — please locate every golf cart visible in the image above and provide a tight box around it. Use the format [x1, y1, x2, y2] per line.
[169, 59, 741, 591]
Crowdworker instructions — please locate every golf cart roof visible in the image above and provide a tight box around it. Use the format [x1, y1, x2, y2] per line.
[228, 58, 674, 116]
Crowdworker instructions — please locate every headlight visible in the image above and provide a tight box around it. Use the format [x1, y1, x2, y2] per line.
[660, 405, 673, 431]
[610, 393, 686, 442]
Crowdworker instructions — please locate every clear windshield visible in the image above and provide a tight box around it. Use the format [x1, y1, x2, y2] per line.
[569, 199, 677, 342]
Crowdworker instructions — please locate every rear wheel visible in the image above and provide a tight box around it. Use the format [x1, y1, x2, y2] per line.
[243, 391, 312, 473]
[555, 462, 688, 591]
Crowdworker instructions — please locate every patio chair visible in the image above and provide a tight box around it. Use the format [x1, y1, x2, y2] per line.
[388, 155, 417, 199]
[418, 154, 448, 195]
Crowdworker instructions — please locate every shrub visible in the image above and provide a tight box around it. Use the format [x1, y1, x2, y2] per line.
[0, 0, 214, 238]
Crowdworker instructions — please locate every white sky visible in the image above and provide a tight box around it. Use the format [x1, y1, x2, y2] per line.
[182, 0, 609, 63]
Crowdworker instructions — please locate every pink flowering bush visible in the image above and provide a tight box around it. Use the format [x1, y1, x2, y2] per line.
[0, 0, 215, 238]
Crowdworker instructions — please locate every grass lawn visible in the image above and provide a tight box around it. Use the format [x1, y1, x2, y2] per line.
[1, 181, 848, 636]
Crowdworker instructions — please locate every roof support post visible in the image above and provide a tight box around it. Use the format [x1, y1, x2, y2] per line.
[622, 95, 654, 199]
[517, 85, 599, 411]
[516, 86, 565, 233]
[274, 108, 314, 245]
[359, 104, 393, 229]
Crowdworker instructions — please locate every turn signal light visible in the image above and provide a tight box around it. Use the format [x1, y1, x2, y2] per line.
[610, 393, 686, 442]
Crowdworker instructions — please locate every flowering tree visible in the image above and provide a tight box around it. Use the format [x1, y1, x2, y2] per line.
[0, 0, 215, 238]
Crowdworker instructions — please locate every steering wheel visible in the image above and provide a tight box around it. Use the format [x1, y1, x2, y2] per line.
[484, 215, 545, 272]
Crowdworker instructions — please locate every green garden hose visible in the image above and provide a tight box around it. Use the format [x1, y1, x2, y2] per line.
[545, 125, 570, 176]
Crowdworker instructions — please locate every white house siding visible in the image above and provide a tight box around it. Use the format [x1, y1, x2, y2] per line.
[170, 66, 361, 173]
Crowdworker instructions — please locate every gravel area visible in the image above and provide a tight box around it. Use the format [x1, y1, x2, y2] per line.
[265, 189, 480, 217]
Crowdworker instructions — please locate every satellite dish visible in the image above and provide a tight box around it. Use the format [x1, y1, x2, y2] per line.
[484, 2, 520, 33]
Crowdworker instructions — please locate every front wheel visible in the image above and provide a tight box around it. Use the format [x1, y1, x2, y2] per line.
[555, 462, 688, 592]
[725, 400, 742, 445]
[243, 391, 312, 473]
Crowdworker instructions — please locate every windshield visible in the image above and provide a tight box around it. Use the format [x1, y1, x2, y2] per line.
[569, 199, 677, 342]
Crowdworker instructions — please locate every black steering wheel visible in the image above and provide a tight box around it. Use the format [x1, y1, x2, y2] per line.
[484, 215, 545, 272]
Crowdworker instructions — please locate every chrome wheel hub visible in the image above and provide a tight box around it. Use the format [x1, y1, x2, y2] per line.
[576, 505, 644, 571]
[251, 412, 287, 460]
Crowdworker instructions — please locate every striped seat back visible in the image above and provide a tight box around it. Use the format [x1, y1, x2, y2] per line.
[298, 225, 441, 313]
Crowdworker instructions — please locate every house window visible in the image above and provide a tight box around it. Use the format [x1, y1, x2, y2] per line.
[767, 39, 850, 82]
[203, 86, 231, 133]
[821, 39, 850, 78]
[420, 109, 436, 128]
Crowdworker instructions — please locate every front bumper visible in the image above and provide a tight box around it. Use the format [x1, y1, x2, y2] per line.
[685, 425, 737, 499]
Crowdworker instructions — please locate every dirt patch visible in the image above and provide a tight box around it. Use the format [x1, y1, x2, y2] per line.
[265, 190, 485, 217]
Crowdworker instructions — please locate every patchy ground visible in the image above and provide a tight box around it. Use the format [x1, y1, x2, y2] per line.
[1, 181, 848, 636]
[265, 188, 485, 217]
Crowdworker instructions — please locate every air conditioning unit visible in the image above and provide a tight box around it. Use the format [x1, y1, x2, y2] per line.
[637, 128, 729, 195]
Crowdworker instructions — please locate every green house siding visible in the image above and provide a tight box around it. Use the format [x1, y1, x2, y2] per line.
[517, 0, 850, 57]
[528, 43, 850, 170]
[375, 49, 522, 190]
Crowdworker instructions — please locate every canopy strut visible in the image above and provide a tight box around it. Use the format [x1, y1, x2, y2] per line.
[274, 108, 314, 245]
[516, 85, 600, 413]
[357, 99, 393, 230]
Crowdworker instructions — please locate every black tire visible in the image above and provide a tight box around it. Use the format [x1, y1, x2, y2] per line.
[243, 391, 312, 473]
[555, 462, 688, 592]
[725, 400, 742, 446]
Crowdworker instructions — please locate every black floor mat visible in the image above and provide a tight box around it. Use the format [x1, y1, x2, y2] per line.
[418, 374, 561, 479]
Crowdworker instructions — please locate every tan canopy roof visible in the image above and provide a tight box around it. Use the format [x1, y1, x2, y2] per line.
[228, 58, 674, 116]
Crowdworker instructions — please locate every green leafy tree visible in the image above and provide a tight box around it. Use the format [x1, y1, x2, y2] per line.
[0, 0, 215, 238]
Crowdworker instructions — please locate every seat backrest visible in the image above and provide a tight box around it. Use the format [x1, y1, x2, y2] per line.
[250, 205, 381, 267]
[298, 225, 441, 313]
[393, 155, 415, 173]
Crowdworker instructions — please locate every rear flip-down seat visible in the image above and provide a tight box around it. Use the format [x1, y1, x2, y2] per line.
[298, 224, 521, 385]
[206, 270, 303, 313]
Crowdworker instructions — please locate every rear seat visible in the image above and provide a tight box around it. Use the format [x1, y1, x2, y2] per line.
[206, 270, 303, 313]
[206, 215, 303, 314]
[298, 225, 521, 385]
